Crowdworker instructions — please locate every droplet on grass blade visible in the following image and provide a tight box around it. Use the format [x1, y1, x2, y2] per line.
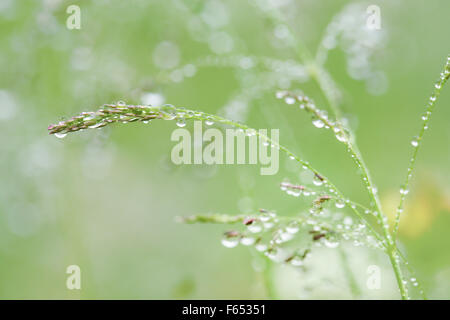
[54, 132, 67, 139]
[312, 119, 325, 128]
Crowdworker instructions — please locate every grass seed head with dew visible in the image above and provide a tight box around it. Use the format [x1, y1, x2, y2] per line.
[48, 0, 450, 299]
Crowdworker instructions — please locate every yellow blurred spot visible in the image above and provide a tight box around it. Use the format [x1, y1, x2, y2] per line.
[382, 177, 445, 238]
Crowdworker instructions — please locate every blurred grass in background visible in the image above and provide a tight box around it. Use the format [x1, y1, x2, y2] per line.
[0, 0, 449, 299]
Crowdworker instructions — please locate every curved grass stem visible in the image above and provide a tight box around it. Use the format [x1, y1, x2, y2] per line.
[393, 55, 450, 240]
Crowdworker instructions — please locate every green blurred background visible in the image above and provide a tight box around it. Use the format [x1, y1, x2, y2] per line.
[0, 0, 449, 299]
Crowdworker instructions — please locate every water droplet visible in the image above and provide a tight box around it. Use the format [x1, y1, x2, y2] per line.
[400, 188, 409, 195]
[260, 213, 272, 222]
[284, 96, 295, 105]
[89, 122, 104, 129]
[255, 243, 267, 252]
[312, 119, 325, 128]
[176, 118, 186, 127]
[161, 104, 176, 113]
[221, 237, 239, 248]
[336, 131, 347, 142]
[240, 236, 255, 246]
[286, 222, 300, 234]
[279, 231, 293, 242]
[290, 256, 304, 266]
[335, 201, 345, 209]
[248, 221, 263, 233]
[263, 222, 274, 229]
[276, 91, 286, 99]
[411, 138, 419, 147]
[323, 239, 339, 248]
[161, 104, 176, 120]
[117, 100, 126, 106]
[313, 175, 324, 186]
[54, 132, 67, 139]
[205, 117, 214, 126]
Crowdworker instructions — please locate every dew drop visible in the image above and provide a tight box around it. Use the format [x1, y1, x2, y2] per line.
[312, 119, 325, 128]
[161, 104, 177, 120]
[336, 131, 347, 142]
[323, 239, 339, 248]
[290, 256, 304, 266]
[248, 221, 263, 233]
[286, 222, 300, 234]
[259, 213, 271, 222]
[411, 138, 419, 147]
[255, 243, 267, 252]
[263, 221, 274, 229]
[284, 96, 295, 105]
[313, 175, 324, 186]
[279, 231, 294, 242]
[89, 122, 105, 129]
[335, 201, 345, 209]
[221, 237, 239, 248]
[205, 117, 214, 126]
[176, 118, 186, 127]
[54, 132, 67, 139]
[240, 236, 255, 246]
[276, 91, 286, 99]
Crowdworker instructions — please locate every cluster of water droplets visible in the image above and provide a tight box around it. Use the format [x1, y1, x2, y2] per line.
[48, 101, 222, 139]
[276, 91, 352, 144]
[221, 180, 383, 263]
[395, 56, 450, 225]
[279, 174, 383, 250]
[221, 210, 317, 266]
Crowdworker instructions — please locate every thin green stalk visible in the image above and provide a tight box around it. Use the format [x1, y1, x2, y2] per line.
[310, 62, 409, 299]
[393, 56, 450, 239]
[289, 34, 410, 300]
[396, 248, 427, 300]
[248, 3, 411, 298]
